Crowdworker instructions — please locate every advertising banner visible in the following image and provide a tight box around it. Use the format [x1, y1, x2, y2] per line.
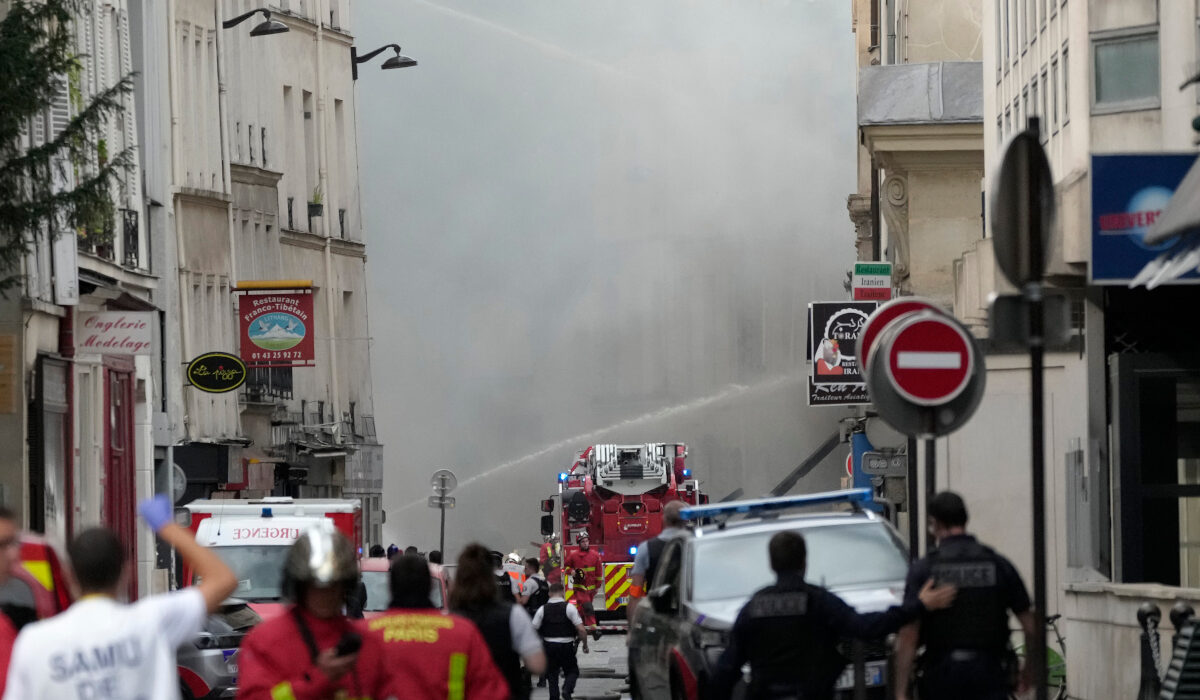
[1091, 153, 1200, 284]
[238, 290, 316, 367]
[77, 311, 154, 355]
[807, 301, 878, 406]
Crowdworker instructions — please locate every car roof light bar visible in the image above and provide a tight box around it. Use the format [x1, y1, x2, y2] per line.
[680, 488, 873, 522]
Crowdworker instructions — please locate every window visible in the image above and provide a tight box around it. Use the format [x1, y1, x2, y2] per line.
[1062, 46, 1070, 122]
[997, 116, 1004, 147]
[1005, 108, 1012, 135]
[1003, 0, 1010, 67]
[1093, 31, 1159, 110]
[1051, 58, 1059, 129]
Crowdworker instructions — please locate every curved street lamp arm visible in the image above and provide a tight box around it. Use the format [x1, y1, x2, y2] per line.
[222, 8, 270, 29]
[353, 44, 402, 64]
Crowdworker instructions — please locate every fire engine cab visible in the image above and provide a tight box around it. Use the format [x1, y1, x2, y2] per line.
[542, 443, 707, 619]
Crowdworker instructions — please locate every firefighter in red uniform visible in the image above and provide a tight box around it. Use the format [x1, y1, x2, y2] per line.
[539, 533, 563, 585]
[237, 523, 385, 700]
[563, 531, 603, 640]
[368, 553, 509, 700]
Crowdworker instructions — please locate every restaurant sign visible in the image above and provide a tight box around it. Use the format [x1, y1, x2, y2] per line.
[238, 289, 316, 367]
[186, 352, 247, 394]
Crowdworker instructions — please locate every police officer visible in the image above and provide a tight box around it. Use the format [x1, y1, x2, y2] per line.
[893, 491, 1036, 700]
[710, 530, 955, 700]
[627, 500, 689, 623]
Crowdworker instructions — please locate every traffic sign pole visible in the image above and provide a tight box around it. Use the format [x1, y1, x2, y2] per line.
[1027, 118, 1049, 700]
[991, 116, 1053, 700]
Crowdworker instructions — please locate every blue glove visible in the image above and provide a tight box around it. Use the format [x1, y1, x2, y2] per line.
[138, 494, 173, 533]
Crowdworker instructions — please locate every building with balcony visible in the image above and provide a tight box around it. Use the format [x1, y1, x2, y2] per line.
[0, 0, 157, 598]
[128, 0, 385, 564]
[853, 0, 1200, 695]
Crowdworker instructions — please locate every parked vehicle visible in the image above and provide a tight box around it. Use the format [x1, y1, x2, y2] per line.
[0, 534, 73, 630]
[181, 497, 362, 619]
[360, 557, 449, 618]
[628, 489, 910, 700]
[177, 599, 262, 700]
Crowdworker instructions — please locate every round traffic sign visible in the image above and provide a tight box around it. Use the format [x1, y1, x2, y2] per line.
[430, 468, 457, 494]
[858, 297, 945, 372]
[883, 312, 975, 406]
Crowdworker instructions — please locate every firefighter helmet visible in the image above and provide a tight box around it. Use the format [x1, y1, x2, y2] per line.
[505, 551, 522, 565]
[282, 521, 358, 600]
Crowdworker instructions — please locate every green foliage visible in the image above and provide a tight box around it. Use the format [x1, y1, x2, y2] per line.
[0, 0, 134, 294]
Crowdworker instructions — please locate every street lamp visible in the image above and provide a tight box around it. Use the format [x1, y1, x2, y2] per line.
[222, 8, 289, 37]
[352, 44, 417, 80]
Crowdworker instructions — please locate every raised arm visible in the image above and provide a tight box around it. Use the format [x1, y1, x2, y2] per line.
[139, 495, 237, 613]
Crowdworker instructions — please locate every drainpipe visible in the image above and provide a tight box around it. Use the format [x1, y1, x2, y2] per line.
[214, 2, 238, 293]
[58, 307, 75, 535]
[314, 0, 342, 430]
[870, 157, 881, 260]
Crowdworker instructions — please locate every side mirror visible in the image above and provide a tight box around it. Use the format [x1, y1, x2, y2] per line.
[648, 584, 675, 614]
[540, 498, 555, 513]
[540, 515, 554, 537]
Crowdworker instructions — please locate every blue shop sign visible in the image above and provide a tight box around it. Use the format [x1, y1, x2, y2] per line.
[1091, 153, 1200, 284]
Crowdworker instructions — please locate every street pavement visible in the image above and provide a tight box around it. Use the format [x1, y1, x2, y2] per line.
[531, 629, 631, 700]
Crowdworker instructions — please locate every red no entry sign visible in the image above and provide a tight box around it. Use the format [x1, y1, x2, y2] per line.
[858, 297, 944, 372]
[883, 314, 975, 406]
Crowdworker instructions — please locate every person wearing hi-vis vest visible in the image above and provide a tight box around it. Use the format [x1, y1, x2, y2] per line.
[563, 532, 602, 641]
[236, 523, 387, 700]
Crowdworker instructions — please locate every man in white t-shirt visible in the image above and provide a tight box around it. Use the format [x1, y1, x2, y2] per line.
[3, 495, 237, 700]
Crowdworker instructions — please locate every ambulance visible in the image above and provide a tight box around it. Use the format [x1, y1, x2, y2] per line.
[182, 497, 362, 615]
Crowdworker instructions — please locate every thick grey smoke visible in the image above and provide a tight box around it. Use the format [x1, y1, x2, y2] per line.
[356, 0, 856, 556]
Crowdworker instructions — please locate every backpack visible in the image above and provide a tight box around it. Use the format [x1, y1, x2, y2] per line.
[525, 577, 550, 616]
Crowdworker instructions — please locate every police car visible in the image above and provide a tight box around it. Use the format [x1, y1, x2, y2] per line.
[627, 489, 911, 700]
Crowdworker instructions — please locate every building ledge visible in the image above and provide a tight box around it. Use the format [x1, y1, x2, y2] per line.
[230, 163, 284, 187]
[858, 61, 983, 126]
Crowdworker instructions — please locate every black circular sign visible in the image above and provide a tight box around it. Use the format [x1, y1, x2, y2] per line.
[186, 352, 248, 394]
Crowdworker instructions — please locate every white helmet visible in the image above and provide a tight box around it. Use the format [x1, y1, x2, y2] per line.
[505, 551, 522, 565]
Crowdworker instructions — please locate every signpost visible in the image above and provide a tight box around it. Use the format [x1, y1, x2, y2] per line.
[852, 262, 893, 301]
[429, 469, 457, 556]
[989, 116, 1056, 700]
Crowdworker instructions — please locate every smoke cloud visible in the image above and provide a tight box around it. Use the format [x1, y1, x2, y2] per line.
[356, 0, 857, 556]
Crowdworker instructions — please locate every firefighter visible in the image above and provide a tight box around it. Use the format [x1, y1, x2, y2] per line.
[237, 523, 386, 699]
[0, 505, 19, 697]
[504, 552, 528, 590]
[563, 531, 603, 641]
[710, 531, 955, 700]
[539, 533, 563, 586]
[893, 491, 1036, 700]
[367, 553, 508, 700]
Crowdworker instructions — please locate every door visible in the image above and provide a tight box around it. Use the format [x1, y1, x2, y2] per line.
[1111, 353, 1200, 585]
[103, 358, 137, 600]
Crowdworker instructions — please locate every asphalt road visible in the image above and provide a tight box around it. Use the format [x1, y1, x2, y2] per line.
[531, 630, 631, 700]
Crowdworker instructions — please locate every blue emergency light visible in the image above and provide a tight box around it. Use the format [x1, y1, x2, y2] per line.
[261, 507, 273, 518]
[558, 472, 569, 482]
[680, 488, 874, 522]
[629, 546, 638, 556]
[682, 469, 692, 478]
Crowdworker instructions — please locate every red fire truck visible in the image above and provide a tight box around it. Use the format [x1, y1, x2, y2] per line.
[541, 443, 707, 620]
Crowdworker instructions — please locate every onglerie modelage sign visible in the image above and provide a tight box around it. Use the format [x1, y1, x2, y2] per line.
[238, 290, 316, 367]
[77, 311, 154, 355]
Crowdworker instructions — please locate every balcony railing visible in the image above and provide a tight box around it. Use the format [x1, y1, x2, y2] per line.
[77, 208, 139, 270]
[243, 367, 294, 402]
[122, 208, 139, 268]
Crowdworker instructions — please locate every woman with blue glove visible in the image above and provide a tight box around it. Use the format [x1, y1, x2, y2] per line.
[3, 494, 238, 700]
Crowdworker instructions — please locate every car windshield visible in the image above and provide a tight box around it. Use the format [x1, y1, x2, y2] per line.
[363, 570, 444, 611]
[692, 521, 909, 602]
[211, 545, 289, 601]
